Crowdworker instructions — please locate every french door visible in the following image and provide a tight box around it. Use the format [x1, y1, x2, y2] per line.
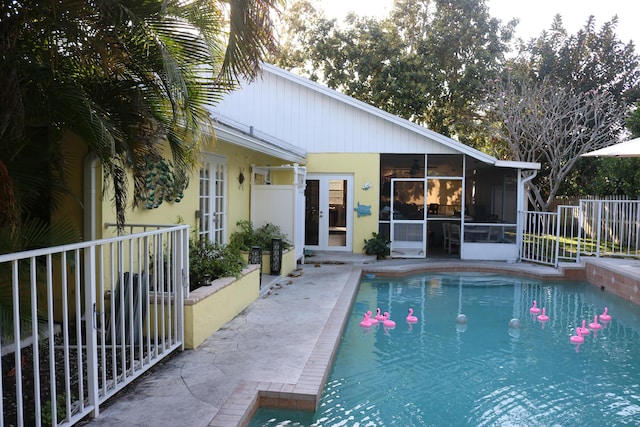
[305, 175, 353, 251]
[198, 154, 227, 243]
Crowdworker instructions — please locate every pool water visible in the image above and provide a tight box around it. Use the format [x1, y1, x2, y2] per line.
[250, 273, 640, 426]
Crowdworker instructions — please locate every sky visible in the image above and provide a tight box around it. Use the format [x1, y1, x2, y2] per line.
[319, 0, 640, 48]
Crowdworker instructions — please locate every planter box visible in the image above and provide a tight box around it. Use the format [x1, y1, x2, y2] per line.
[183, 265, 260, 349]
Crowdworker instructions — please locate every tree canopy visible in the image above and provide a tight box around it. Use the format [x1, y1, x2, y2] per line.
[275, 0, 515, 138]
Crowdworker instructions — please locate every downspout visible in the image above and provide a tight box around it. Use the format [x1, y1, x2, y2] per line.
[83, 152, 99, 241]
[516, 169, 538, 262]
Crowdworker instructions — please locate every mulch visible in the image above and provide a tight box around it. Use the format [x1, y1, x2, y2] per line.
[3, 334, 147, 427]
[2, 338, 76, 427]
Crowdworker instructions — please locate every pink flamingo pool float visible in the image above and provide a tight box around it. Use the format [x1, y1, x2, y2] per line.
[537, 307, 549, 322]
[589, 315, 602, 331]
[406, 308, 418, 324]
[360, 312, 377, 328]
[360, 312, 372, 327]
[570, 327, 585, 352]
[576, 319, 590, 336]
[375, 308, 385, 321]
[530, 300, 541, 315]
[382, 312, 396, 328]
[570, 328, 585, 344]
[599, 307, 612, 322]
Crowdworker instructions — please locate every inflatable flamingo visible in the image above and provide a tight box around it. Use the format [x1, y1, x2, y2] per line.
[375, 308, 385, 321]
[406, 308, 418, 324]
[537, 307, 549, 322]
[530, 300, 541, 315]
[599, 307, 612, 322]
[366, 310, 379, 326]
[589, 315, 602, 331]
[570, 328, 585, 344]
[383, 312, 396, 328]
[570, 327, 585, 351]
[360, 312, 374, 328]
[576, 319, 590, 336]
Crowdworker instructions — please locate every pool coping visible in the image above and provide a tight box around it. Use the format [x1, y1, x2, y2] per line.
[207, 258, 638, 426]
[207, 268, 362, 427]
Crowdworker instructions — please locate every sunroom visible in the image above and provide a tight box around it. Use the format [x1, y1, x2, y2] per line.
[378, 153, 536, 260]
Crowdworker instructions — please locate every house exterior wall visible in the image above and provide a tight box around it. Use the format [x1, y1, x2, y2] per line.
[97, 138, 294, 243]
[207, 139, 292, 238]
[306, 153, 379, 253]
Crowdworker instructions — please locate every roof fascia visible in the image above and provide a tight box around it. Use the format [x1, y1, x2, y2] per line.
[494, 160, 541, 170]
[213, 122, 307, 164]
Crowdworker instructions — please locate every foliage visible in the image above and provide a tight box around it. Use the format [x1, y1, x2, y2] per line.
[579, 158, 640, 196]
[0, 218, 81, 341]
[229, 220, 291, 251]
[0, 0, 280, 229]
[274, 0, 515, 139]
[627, 103, 640, 137]
[189, 237, 246, 285]
[516, 15, 639, 102]
[41, 394, 68, 427]
[363, 232, 391, 260]
[276, 5, 640, 200]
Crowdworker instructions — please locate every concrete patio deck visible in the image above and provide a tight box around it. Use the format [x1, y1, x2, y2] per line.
[80, 254, 640, 427]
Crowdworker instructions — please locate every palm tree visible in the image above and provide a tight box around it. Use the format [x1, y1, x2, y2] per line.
[0, 0, 280, 234]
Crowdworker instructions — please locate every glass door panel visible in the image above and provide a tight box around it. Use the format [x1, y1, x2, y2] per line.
[305, 179, 320, 246]
[328, 179, 347, 247]
[391, 179, 426, 258]
[305, 175, 353, 251]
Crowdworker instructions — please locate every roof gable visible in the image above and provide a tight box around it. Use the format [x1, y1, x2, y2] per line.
[212, 64, 538, 169]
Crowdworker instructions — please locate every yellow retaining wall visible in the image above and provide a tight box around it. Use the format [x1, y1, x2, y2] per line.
[244, 249, 297, 276]
[183, 265, 260, 349]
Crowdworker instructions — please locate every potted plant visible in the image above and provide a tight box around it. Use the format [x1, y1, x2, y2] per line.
[363, 232, 391, 260]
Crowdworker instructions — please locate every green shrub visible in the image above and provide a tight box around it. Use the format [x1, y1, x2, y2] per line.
[229, 220, 291, 251]
[189, 237, 246, 286]
[41, 394, 68, 426]
[363, 232, 391, 259]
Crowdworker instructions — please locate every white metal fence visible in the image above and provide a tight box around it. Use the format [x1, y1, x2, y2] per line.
[521, 200, 640, 267]
[1, 224, 189, 427]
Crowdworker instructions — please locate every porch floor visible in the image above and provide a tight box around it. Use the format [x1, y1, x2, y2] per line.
[80, 255, 640, 427]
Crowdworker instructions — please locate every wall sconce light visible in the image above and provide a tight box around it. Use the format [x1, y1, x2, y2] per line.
[362, 182, 372, 190]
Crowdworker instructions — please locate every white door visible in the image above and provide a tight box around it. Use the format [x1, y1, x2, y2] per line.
[305, 175, 353, 251]
[390, 178, 426, 258]
[198, 154, 226, 243]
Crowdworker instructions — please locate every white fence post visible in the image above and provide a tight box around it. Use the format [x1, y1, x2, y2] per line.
[85, 244, 99, 418]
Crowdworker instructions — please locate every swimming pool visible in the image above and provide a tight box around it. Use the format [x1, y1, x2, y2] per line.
[250, 272, 640, 426]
